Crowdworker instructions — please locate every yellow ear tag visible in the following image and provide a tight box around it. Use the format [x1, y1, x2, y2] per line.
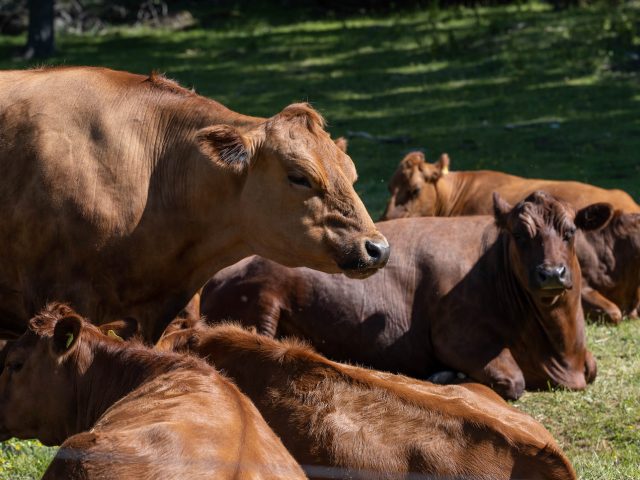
[107, 330, 124, 342]
[441, 166, 449, 175]
[65, 333, 74, 349]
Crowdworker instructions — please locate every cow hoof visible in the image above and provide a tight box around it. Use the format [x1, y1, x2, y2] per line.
[428, 371, 458, 384]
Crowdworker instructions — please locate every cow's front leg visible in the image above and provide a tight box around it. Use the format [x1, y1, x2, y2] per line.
[468, 347, 525, 400]
[581, 286, 622, 324]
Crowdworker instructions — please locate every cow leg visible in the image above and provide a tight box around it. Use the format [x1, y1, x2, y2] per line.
[469, 348, 525, 400]
[628, 287, 640, 320]
[581, 286, 622, 324]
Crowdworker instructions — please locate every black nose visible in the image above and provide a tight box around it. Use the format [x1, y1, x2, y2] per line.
[536, 264, 569, 289]
[365, 239, 391, 267]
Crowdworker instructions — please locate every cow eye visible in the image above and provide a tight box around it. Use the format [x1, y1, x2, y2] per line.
[512, 232, 526, 244]
[564, 229, 576, 241]
[6, 361, 23, 374]
[287, 174, 312, 189]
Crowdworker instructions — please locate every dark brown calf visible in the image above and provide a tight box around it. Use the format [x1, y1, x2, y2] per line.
[157, 321, 576, 480]
[382, 151, 640, 323]
[0, 303, 305, 479]
[200, 192, 612, 400]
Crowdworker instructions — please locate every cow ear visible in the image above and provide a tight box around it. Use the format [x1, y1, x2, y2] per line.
[575, 203, 614, 231]
[493, 192, 512, 229]
[196, 124, 262, 174]
[98, 317, 139, 341]
[52, 315, 82, 356]
[435, 153, 450, 176]
[334, 137, 348, 153]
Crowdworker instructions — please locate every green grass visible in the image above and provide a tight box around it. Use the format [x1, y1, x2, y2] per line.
[0, 1, 638, 478]
[515, 320, 640, 480]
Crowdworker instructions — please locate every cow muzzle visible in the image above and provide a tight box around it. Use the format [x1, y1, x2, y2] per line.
[535, 264, 572, 292]
[340, 235, 390, 278]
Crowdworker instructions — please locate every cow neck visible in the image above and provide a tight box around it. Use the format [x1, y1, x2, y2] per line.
[71, 341, 202, 435]
[492, 233, 580, 361]
[104, 95, 262, 324]
[433, 173, 465, 216]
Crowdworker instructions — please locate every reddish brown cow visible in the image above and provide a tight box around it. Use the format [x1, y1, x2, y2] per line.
[0, 304, 305, 479]
[577, 211, 640, 323]
[200, 192, 612, 399]
[0, 67, 387, 341]
[381, 152, 640, 323]
[156, 321, 576, 480]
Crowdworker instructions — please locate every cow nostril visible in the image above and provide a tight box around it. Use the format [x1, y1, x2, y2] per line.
[557, 265, 567, 280]
[365, 239, 390, 266]
[537, 269, 549, 283]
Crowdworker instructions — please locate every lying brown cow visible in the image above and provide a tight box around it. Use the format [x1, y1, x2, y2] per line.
[0, 303, 305, 479]
[382, 151, 640, 323]
[157, 321, 576, 480]
[201, 192, 611, 399]
[0, 67, 387, 340]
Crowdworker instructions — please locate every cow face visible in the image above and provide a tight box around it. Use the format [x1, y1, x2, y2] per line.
[0, 304, 118, 446]
[197, 104, 389, 279]
[382, 152, 449, 220]
[493, 191, 613, 306]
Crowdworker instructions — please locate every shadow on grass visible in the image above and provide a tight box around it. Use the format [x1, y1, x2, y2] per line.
[0, 2, 637, 215]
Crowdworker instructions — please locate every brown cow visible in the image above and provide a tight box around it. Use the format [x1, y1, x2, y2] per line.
[0, 67, 387, 341]
[577, 211, 640, 323]
[200, 192, 612, 399]
[156, 321, 576, 480]
[382, 151, 639, 218]
[381, 151, 640, 323]
[0, 304, 305, 479]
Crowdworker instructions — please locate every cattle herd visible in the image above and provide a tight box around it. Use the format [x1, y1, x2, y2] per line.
[0, 66, 636, 479]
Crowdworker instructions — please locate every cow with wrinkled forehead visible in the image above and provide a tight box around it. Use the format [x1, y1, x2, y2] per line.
[0, 303, 305, 480]
[380, 151, 640, 326]
[198, 191, 612, 400]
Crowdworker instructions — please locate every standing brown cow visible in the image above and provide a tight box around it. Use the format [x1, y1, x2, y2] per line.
[0, 67, 388, 340]
[0, 304, 305, 479]
[157, 321, 577, 480]
[382, 151, 640, 323]
[200, 192, 612, 399]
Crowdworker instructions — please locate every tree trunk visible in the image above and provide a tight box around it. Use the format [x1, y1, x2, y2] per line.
[24, 0, 55, 59]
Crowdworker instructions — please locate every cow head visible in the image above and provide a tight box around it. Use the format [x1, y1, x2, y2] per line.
[494, 191, 613, 305]
[0, 304, 129, 446]
[381, 151, 449, 220]
[493, 191, 613, 390]
[196, 104, 389, 279]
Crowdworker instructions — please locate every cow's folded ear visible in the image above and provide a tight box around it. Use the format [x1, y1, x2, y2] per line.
[575, 203, 614, 231]
[435, 153, 450, 176]
[98, 317, 139, 341]
[52, 315, 83, 356]
[493, 192, 512, 229]
[334, 137, 348, 153]
[196, 124, 263, 174]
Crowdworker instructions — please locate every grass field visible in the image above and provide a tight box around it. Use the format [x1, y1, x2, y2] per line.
[0, 1, 638, 478]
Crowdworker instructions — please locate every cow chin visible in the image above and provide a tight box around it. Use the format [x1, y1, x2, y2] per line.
[341, 266, 381, 280]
